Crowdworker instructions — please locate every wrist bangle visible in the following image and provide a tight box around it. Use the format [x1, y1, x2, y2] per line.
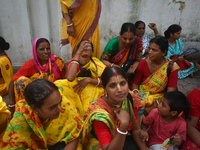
[117, 128, 128, 135]
[71, 60, 79, 65]
[111, 63, 114, 67]
[67, 23, 73, 27]
[132, 89, 139, 93]
[118, 127, 128, 132]
[8, 104, 16, 107]
[96, 78, 100, 86]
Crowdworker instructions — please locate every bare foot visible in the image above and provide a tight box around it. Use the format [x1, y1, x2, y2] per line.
[190, 73, 194, 78]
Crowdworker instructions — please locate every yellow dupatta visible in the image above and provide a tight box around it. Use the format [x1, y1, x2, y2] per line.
[1, 95, 83, 150]
[139, 60, 179, 106]
[0, 56, 13, 96]
[55, 57, 105, 116]
[60, 0, 101, 58]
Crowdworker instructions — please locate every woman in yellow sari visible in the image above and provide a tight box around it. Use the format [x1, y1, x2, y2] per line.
[0, 37, 13, 96]
[1, 79, 83, 150]
[60, 0, 101, 58]
[0, 96, 11, 145]
[55, 40, 105, 116]
[132, 36, 179, 115]
[101, 23, 143, 73]
[82, 67, 146, 150]
[8, 38, 66, 116]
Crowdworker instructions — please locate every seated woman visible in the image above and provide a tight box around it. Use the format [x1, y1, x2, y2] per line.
[0, 37, 13, 96]
[0, 96, 11, 144]
[8, 38, 66, 116]
[101, 22, 143, 72]
[1, 79, 83, 150]
[164, 24, 200, 79]
[180, 87, 200, 150]
[81, 67, 146, 150]
[135, 21, 159, 56]
[55, 40, 106, 116]
[132, 36, 179, 115]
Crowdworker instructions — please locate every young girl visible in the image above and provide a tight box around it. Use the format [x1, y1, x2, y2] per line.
[140, 91, 190, 150]
[164, 24, 200, 79]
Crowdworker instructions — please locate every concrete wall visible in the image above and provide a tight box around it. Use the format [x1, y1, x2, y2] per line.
[0, 0, 199, 67]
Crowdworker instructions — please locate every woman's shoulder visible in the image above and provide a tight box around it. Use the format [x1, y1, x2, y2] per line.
[104, 37, 119, 50]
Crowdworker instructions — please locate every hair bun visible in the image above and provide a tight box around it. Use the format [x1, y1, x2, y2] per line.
[4, 42, 10, 50]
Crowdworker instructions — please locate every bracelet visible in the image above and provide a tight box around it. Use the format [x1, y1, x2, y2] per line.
[111, 63, 114, 67]
[67, 23, 73, 27]
[118, 127, 128, 132]
[96, 78, 100, 86]
[8, 104, 16, 107]
[116, 128, 128, 135]
[71, 60, 79, 65]
[132, 89, 139, 93]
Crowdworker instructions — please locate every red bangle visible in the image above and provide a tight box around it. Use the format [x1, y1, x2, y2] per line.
[72, 59, 79, 63]
[118, 127, 128, 132]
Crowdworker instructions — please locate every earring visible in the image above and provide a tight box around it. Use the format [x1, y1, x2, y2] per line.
[105, 92, 108, 97]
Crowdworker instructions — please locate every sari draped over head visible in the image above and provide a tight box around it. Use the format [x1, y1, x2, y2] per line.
[60, 0, 101, 58]
[1, 95, 83, 150]
[0, 96, 11, 144]
[139, 59, 180, 106]
[165, 39, 198, 79]
[101, 37, 143, 67]
[81, 94, 141, 150]
[54, 57, 105, 117]
[0, 56, 13, 96]
[12, 38, 66, 103]
[33, 38, 61, 79]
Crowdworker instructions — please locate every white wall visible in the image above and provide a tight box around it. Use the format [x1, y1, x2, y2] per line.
[0, 0, 199, 67]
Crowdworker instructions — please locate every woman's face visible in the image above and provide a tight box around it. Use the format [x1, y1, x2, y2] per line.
[148, 42, 166, 61]
[121, 32, 135, 48]
[105, 75, 129, 103]
[171, 30, 181, 40]
[136, 23, 145, 37]
[34, 90, 62, 121]
[36, 41, 51, 65]
[80, 42, 93, 57]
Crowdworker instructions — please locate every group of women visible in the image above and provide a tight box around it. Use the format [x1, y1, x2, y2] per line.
[0, 20, 200, 149]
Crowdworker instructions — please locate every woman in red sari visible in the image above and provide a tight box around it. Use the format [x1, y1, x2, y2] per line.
[181, 87, 200, 150]
[101, 23, 143, 72]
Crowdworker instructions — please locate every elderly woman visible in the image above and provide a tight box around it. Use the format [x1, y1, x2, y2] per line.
[1, 79, 83, 150]
[55, 40, 106, 116]
[8, 38, 66, 116]
[101, 22, 143, 73]
[132, 36, 179, 115]
[82, 67, 146, 150]
[0, 37, 13, 96]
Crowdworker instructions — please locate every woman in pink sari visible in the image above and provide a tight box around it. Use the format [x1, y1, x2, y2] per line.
[101, 22, 143, 72]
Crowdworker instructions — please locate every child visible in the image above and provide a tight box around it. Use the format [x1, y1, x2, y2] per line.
[140, 91, 190, 150]
[180, 87, 200, 150]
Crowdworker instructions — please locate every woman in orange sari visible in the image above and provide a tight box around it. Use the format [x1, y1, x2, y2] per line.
[60, 0, 101, 58]
[101, 22, 143, 72]
[8, 38, 66, 116]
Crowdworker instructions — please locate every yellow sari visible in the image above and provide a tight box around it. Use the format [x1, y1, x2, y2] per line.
[139, 60, 179, 106]
[54, 57, 105, 116]
[1, 95, 83, 150]
[0, 56, 13, 96]
[0, 96, 11, 145]
[60, 0, 101, 58]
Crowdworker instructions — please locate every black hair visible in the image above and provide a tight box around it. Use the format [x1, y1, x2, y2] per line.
[164, 91, 190, 119]
[164, 24, 182, 39]
[24, 79, 58, 108]
[73, 40, 94, 55]
[101, 67, 127, 88]
[36, 38, 50, 49]
[0, 36, 10, 50]
[135, 21, 146, 28]
[120, 22, 136, 36]
[150, 36, 168, 53]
